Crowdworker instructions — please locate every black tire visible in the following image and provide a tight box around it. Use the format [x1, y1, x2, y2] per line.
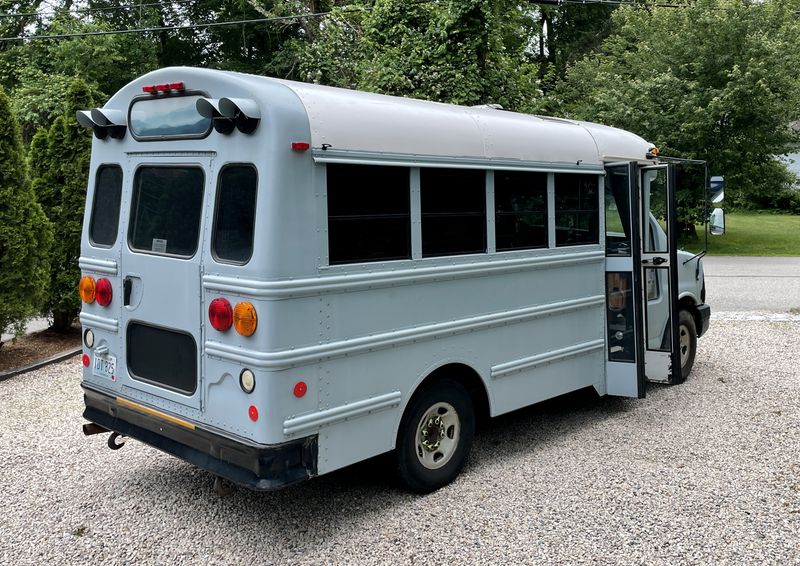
[396, 379, 475, 494]
[679, 309, 698, 380]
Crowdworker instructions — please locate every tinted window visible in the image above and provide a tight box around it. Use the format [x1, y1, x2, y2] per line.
[554, 173, 599, 246]
[421, 168, 486, 257]
[495, 171, 547, 251]
[129, 95, 211, 138]
[89, 165, 123, 247]
[327, 164, 411, 264]
[129, 167, 204, 257]
[605, 165, 632, 257]
[213, 165, 257, 264]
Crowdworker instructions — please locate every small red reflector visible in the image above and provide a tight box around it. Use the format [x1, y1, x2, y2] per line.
[169, 82, 185, 91]
[248, 405, 259, 421]
[142, 85, 157, 94]
[82, 354, 90, 367]
[208, 298, 233, 332]
[95, 278, 113, 307]
[291, 142, 310, 151]
[293, 381, 307, 398]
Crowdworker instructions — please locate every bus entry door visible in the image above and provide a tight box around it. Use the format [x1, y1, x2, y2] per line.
[639, 165, 681, 384]
[604, 162, 645, 397]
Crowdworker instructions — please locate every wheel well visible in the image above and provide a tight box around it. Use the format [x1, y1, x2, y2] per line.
[679, 297, 701, 335]
[413, 363, 490, 425]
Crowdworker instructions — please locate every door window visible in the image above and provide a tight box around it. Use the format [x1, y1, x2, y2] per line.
[128, 167, 205, 257]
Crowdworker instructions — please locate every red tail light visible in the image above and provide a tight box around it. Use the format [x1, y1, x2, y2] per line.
[95, 278, 113, 306]
[209, 298, 233, 331]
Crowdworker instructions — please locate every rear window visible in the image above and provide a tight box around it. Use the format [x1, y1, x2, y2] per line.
[212, 165, 258, 264]
[89, 165, 123, 247]
[129, 167, 204, 257]
[129, 95, 211, 139]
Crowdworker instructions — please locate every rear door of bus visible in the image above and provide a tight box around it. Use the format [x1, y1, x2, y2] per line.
[116, 154, 214, 411]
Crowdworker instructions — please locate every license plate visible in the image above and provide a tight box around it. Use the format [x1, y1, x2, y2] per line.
[92, 353, 117, 381]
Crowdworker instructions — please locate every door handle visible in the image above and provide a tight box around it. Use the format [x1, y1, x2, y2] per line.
[123, 277, 132, 306]
[642, 257, 667, 266]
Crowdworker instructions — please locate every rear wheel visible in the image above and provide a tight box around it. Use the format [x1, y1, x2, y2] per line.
[396, 379, 474, 494]
[679, 309, 698, 380]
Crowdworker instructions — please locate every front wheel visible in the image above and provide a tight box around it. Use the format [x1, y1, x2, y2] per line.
[396, 380, 475, 494]
[679, 309, 698, 380]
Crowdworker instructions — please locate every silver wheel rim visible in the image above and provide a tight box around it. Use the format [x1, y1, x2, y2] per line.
[415, 402, 460, 470]
[679, 323, 691, 368]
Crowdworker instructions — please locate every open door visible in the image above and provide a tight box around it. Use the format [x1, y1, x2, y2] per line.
[639, 165, 682, 384]
[604, 162, 646, 397]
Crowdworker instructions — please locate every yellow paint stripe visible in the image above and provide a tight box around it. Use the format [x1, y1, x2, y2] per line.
[116, 396, 196, 430]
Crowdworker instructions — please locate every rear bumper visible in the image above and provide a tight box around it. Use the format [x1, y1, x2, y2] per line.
[697, 304, 711, 337]
[82, 385, 317, 490]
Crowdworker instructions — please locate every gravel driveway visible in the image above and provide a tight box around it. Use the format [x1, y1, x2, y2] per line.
[2, 318, 798, 565]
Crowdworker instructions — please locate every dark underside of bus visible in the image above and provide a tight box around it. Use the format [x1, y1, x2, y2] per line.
[82, 386, 318, 490]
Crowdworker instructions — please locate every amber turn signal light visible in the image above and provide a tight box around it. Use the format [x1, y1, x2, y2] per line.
[233, 302, 257, 336]
[79, 275, 96, 303]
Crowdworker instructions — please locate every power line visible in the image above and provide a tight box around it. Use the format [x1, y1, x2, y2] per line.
[0, 9, 354, 42]
[0, 0, 199, 19]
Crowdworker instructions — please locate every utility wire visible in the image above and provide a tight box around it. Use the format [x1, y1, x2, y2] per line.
[0, 0, 199, 19]
[0, 9, 354, 42]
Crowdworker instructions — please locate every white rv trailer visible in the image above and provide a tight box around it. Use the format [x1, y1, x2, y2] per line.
[77, 67, 711, 493]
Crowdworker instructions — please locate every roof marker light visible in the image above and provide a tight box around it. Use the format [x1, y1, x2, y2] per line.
[142, 85, 157, 94]
[169, 82, 185, 91]
[291, 142, 310, 151]
[155, 83, 171, 92]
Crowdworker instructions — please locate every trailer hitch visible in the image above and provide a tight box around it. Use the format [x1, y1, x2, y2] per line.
[107, 432, 126, 450]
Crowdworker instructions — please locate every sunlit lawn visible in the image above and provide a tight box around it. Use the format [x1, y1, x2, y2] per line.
[680, 212, 800, 256]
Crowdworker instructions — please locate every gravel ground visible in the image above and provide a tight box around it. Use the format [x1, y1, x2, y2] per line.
[1, 320, 798, 565]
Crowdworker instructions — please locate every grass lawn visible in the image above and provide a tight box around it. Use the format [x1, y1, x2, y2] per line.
[679, 211, 800, 256]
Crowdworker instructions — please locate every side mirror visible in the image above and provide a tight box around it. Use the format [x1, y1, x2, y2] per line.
[710, 208, 725, 235]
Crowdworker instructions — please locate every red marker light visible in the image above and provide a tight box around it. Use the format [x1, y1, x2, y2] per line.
[142, 85, 157, 94]
[95, 278, 113, 307]
[82, 354, 90, 367]
[248, 405, 259, 421]
[291, 142, 310, 151]
[293, 381, 307, 398]
[169, 82, 185, 91]
[155, 83, 171, 92]
[208, 298, 233, 331]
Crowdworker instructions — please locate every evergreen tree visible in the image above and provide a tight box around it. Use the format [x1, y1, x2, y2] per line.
[31, 78, 93, 331]
[0, 86, 52, 341]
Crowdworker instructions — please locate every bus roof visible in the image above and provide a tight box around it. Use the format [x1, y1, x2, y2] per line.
[107, 66, 653, 167]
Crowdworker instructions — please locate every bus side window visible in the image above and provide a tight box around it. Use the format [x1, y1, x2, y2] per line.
[554, 173, 600, 247]
[421, 168, 486, 257]
[495, 170, 548, 251]
[89, 165, 123, 248]
[212, 164, 258, 264]
[327, 164, 411, 265]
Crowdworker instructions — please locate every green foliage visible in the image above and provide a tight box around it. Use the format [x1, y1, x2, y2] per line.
[550, 0, 800, 223]
[29, 78, 93, 330]
[0, 85, 52, 338]
[297, 0, 540, 110]
[0, 13, 157, 141]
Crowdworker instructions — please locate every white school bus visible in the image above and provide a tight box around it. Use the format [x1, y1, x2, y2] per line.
[78, 67, 711, 493]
